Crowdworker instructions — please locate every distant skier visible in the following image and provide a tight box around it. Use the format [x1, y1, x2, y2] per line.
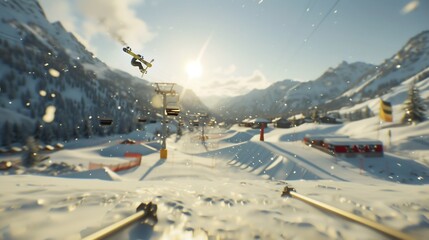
[131, 55, 145, 74]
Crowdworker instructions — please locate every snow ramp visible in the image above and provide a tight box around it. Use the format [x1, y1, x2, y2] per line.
[220, 131, 255, 143]
[199, 141, 320, 180]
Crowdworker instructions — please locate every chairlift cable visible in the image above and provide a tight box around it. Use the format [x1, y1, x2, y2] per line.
[305, 0, 341, 43]
[278, 0, 341, 77]
[273, 0, 316, 72]
[288, 0, 341, 61]
[287, 0, 317, 42]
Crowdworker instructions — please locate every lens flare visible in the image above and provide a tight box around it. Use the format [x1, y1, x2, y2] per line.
[186, 61, 202, 79]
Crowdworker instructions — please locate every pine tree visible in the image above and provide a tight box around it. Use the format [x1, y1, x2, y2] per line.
[82, 119, 93, 138]
[12, 123, 22, 144]
[41, 124, 54, 144]
[2, 121, 13, 146]
[363, 106, 373, 118]
[291, 116, 297, 127]
[402, 81, 426, 124]
[34, 121, 42, 140]
[19, 122, 30, 145]
[311, 108, 320, 123]
[72, 125, 80, 140]
[21, 136, 41, 167]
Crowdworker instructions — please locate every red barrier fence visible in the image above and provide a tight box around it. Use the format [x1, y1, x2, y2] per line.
[89, 153, 142, 172]
[124, 152, 143, 158]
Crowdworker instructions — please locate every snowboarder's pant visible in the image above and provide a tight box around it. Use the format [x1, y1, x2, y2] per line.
[131, 58, 144, 70]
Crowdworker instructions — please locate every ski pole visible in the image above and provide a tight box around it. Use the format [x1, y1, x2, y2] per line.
[281, 185, 415, 240]
[82, 202, 157, 240]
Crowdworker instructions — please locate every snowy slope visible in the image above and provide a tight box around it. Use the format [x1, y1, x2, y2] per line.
[1, 3, 428, 238]
[1, 118, 429, 239]
[334, 68, 429, 118]
[341, 31, 429, 101]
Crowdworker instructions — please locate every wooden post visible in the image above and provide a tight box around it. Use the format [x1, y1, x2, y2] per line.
[260, 123, 265, 141]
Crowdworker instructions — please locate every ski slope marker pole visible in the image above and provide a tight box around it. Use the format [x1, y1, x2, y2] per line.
[82, 202, 157, 240]
[281, 185, 415, 240]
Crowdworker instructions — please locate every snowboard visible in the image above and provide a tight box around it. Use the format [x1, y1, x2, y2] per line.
[123, 47, 154, 68]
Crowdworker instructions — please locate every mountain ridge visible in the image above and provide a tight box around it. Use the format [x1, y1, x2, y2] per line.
[212, 61, 375, 120]
[0, 0, 208, 145]
[211, 30, 429, 121]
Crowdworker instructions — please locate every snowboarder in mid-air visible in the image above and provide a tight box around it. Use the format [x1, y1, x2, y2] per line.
[131, 55, 145, 74]
[123, 46, 154, 75]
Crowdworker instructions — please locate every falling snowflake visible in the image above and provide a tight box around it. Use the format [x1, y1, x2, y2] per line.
[48, 68, 60, 78]
[43, 106, 56, 123]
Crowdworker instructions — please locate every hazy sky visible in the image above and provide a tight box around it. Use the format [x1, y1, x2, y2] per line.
[39, 0, 429, 98]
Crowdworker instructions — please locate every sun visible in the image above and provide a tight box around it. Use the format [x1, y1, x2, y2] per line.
[186, 60, 203, 79]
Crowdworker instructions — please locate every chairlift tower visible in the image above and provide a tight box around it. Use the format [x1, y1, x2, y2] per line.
[153, 83, 178, 159]
[199, 113, 209, 143]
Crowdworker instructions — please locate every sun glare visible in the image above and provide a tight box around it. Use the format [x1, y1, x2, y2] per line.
[186, 60, 202, 78]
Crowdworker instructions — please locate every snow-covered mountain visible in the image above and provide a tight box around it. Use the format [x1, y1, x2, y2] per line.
[212, 30, 429, 121]
[213, 61, 375, 120]
[214, 79, 299, 119]
[333, 30, 429, 104]
[2, 0, 428, 147]
[0, 0, 208, 145]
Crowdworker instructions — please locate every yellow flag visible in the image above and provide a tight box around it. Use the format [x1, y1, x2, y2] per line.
[379, 99, 393, 122]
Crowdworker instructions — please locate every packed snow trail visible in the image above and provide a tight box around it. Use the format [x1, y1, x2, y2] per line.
[258, 140, 429, 184]
[258, 141, 347, 181]
[2, 126, 429, 239]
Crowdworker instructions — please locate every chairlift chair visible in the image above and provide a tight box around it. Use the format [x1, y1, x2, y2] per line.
[99, 118, 113, 126]
[137, 117, 147, 123]
[166, 94, 180, 116]
[166, 108, 180, 116]
[191, 119, 199, 126]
